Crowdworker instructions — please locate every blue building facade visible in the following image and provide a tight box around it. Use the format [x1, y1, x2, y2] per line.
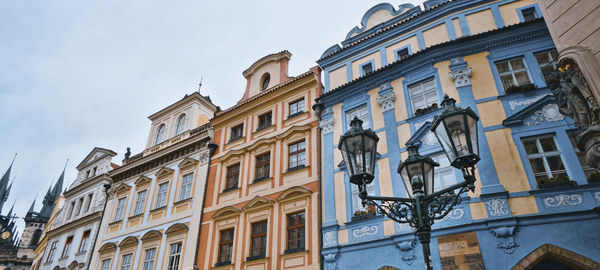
[315, 0, 600, 269]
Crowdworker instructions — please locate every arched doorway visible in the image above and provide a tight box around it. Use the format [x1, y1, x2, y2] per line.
[512, 244, 600, 270]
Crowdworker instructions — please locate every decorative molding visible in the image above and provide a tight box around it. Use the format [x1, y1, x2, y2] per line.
[319, 117, 335, 135]
[448, 67, 472, 87]
[376, 91, 396, 112]
[199, 149, 211, 165]
[594, 192, 600, 202]
[395, 239, 418, 265]
[323, 231, 337, 248]
[524, 103, 565, 126]
[542, 194, 583, 208]
[440, 208, 464, 221]
[395, 222, 412, 233]
[489, 226, 519, 254]
[352, 225, 378, 238]
[485, 199, 509, 216]
[508, 95, 547, 110]
[323, 252, 340, 270]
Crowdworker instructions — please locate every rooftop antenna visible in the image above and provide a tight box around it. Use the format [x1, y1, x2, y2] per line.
[198, 77, 203, 94]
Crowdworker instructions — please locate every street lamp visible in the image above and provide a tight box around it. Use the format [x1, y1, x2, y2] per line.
[338, 95, 480, 270]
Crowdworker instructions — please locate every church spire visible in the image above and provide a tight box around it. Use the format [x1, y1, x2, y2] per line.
[0, 153, 16, 214]
[28, 196, 36, 214]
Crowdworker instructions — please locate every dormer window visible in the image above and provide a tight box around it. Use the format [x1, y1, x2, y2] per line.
[396, 48, 409, 60]
[361, 62, 373, 76]
[155, 124, 166, 145]
[261, 73, 270, 90]
[176, 114, 186, 135]
[521, 7, 537, 22]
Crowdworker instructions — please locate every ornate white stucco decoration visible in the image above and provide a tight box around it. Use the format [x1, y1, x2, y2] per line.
[324, 253, 340, 270]
[395, 239, 417, 265]
[96, 188, 106, 208]
[524, 103, 565, 126]
[594, 192, 600, 202]
[448, 67, 472, 87]
[485, 199, 509, 216]
[376, 91, 396, 112]
[440, 208, 465, 221]
[395, 222, 412, 233]
[199, 149, 211, 165]
[543, 194, 583, 208]
[323, 231, 337, 247]
[489, 226, 519, 254]
[508, 94, 548, 110]
[414, 121, 437, 146]
[319, 117, 335, 134]
[352, 225, 378, 238]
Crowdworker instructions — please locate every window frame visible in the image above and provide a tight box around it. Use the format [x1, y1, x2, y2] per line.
[155, 124, 166, 145]
[142, 248, 156, 270]
[288, 98, 305, 117]
[100, 259, 112, 270]
[120, 253, 133, 270]
[179, 173, 194, 201]
[394, 46, 411, 61]
[133, 190, 147, 216]
[78, 230, 91, 253]
[257, 111, 273, 131]
[254, 152, 271, 181]
[176, 114, 186, 135]
[155, 182, 169, 209]
[217, 229, 235, 265]
[288, 140, 306, 170]
[521, 135, 570, 188]
[494, 57, 534, 91]
[167, 242, 182, 270]
[533, 49, 559, 84]
[286, 211, 305, 253]
[46, 241, 58, 263]
[407, 77, 440, 114]
[113, 197, 127, 222]
[517, 4, 541, 22]
[230, 124, 244, 142]
[249, 221, 268, 259]
[224, 163, 240, 191]
[61, 235, 73, 258]
[359, 61, 374, 76]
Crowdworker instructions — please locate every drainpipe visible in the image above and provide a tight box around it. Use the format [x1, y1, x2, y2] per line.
[86, 182, 111, 270]
[313, 99, 325, 270]
[192, 141, 218, 270]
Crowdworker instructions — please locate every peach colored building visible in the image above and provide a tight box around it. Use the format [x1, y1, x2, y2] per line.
[195, 51, 322, 270]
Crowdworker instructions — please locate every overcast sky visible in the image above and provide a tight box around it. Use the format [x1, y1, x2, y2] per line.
[0, 0, 424, 232]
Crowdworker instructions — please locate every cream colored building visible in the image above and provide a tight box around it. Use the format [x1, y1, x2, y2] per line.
[31, 194, 65, 270]
[90, 92, 217, 270]
[36, 148, 116, 270]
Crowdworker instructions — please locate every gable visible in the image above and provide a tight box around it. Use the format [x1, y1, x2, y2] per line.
[178, 157, 199, 169]
[503, 95, 565, 127]
[76, 147, 117, 170]
[242, 196, 274, 211]
[155, 167, 174, 178]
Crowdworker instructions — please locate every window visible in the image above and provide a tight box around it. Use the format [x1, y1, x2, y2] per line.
[409, 78, 439, 113]
[568, 131, 599, 180]
[361, 62, 373, 76]
[133, 190, 147, 216]
[86, 170, 90, 179]
[46, 241, 58, 262]
[100, 259, 112, 270]
[345, 105, 370, 129]
[120, 253, 132, 270]
[176, 114, 186, 135]
[286, 212, 305, 252]
[225, 164, 240, 190]
[250, 221, 267, 258]
[75, 197, 84, 216]
[61, 236, 73, 258]
[114, 198, 127, 222]
[523, 136, 569, 188]
[92, 166, 97, 177]
[218, 229, 234, 264]
[495, 58, 532, 91]
[68, 201, 75, 219]
[261, 73, 270, 90]
[85, 193, 93, 213]
[142, 248, 156, 270]
[431, 153, 457, 191]
[167, 242, 182, 270]
[289, 141, 306, 169]
[396, 48, 409, 60]
[255, 153, 270, 180]
[230, 124, 243, 141]
[78, 230, 90, 253]
[156, 183, 169, 208]
[179, 173, 193, 201]
[31, 229, 42, 246]
[257, 112, 272, 130]
[155, 124, 166, 145]
[521, 7, 537, 22]
[534, 50, 559, 83]
[289, 99, 305, 116]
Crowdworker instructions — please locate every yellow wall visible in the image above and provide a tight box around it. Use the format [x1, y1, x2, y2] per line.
[469, 202, 488, 220]
[369, 88, 386, 131]
[476, 100, 506, 127]
[391, 77, 408, 121]
[434, 60, 460, 103]
[508, 196, 539, 216]
[423, 23, 450, 48]
[453, 18, 463, 38]
[466, 9, 496, 35]
[334, 172, 347, 225]
[465, 52, 499, 100]
[385, 36, 419, 63]
[499, 0, 538, 26]
[377, 158, 394, 197]
[352, 51, 381, 80]
[329, 66, 347, 90]
[485, 128, 531, 192]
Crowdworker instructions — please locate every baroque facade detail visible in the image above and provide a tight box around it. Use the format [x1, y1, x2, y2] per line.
[543, 194, 583, 208]
[323, 231, 337, 248]
[376, 91, 396, 112]
[448, 66, 472, 87]
[319, 117, 335, 134]
[524, 103, 565, 126]
[489, 226, 519, 254]
[352, 225, 378, 238]
[485, 199, 510, 216]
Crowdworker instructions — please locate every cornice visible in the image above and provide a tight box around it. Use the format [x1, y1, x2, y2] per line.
[63, 174, 111, 198]
[46, 211, 103, 237]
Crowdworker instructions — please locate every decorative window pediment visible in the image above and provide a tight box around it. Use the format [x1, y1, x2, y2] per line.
[246, 138, 276, 152]
[134, 175, 152, 186]
[242, 196, 274, 212]
[98, 242, 117, 253]
[212, 206, 241, 220]
[110, 183, 131, 195]
[118, 236, 139, 247]
[280, 124, 312, 141]
[503, 95, 564, 127]
[141, 230, 163, 241]
[155, 167, 174, 178]
[277, 186, 312, 202]
[220, 149, 246, 163]
[178, 157, 198, 169]
[165, 223, 189, 234]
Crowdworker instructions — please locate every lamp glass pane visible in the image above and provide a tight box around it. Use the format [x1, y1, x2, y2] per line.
[399, 165, 413, 197]
[434, 122, 456, 163]
[424, 161, 434, 196]
[468, 114, 479, 157]
[364, 136, 377, 176]
[444, 114, 469, 157]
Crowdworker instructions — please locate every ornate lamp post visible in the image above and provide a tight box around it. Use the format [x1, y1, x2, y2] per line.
[338, 95, 480, 270]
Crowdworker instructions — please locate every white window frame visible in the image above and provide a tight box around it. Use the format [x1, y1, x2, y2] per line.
[155, 124, 166, 145]
[345, 104, 370, 129]
[408, 78, 439, 113]
[120, 253, 133, 270]
[156, 183, 169, 208]
[495, 57, 533, 90]
[522, 135, 569, 183]
[176, 114, 186, 135]
[133, 190, 147, 216]
[431, 153, 457, 192]
[142, 248, 156, 270]
[179, 173, 194, 201]
[114, 198, 126, 222]
[101, 259, 112, 270]
[351, 183, 374, 214]
[289, 98, 305, 116]
[167, 242, 182, 270]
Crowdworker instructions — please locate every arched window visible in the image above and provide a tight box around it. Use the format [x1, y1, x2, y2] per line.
[31, 229, 42, 246]
[261, 73, 270, 90]
[155, 124, 166, 145]
[176, 114, 186, 135]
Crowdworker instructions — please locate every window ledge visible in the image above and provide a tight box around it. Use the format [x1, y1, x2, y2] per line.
[255, 124, 274, 133]
[285, 165, 308, 174]
[408, 107, 442, 121]
[174, 197, 193, 206]
[214, 261, 232, 267]
[108, 219, 123, 226]
[227, 136, 244, 144]
[128, 212, 144, 219]
[282, 248, 307, 256]
[246, 256, 268, 262]
[287, 111, 307, 120]
[75, 251, 86, 256]
[59, 256, 68, 261]
[149, 205, 167, 213]
[251, 176, 271, 184]
[221, 186, 240, 194]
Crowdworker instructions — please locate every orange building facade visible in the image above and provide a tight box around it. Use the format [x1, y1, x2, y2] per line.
[195, 51, 322, 270]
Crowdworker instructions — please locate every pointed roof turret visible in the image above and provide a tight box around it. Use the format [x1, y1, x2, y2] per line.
[50, 163, 66, 198]
[7, 202, 14, 218]
[28, 197, 36, 214]
[0, 154, 16, 213]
